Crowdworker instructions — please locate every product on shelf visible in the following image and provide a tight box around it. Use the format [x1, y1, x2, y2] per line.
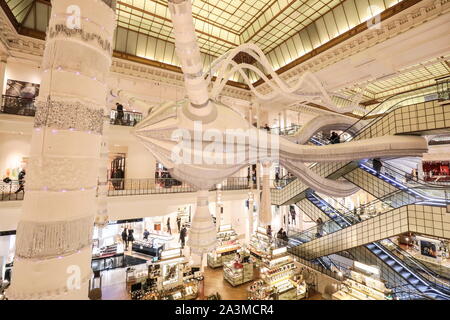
[248, 227, 273, 265]
[128, 247, 200, 300]
[91, 242, 125, 272]
[207, 224, 240, 268]
[223, 250, 254, 286]
[248, 247, 306, 300]
[132, 239, 164, 259]
[332, 266, 393, 300]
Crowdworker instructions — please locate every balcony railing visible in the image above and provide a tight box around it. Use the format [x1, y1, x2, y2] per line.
[0, 95, 36, 117]
[1, 177, 252, 201]
[0, 95, 144, 127]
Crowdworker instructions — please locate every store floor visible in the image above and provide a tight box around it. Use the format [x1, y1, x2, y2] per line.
[101, 265, 323, 300]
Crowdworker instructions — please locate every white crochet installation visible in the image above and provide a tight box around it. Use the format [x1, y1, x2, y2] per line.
[132, 0, 430, 251]
[205, 43, 366, 114]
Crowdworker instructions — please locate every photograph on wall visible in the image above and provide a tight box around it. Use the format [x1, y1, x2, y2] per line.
[420, 240, 438, 258]
[5, 79, 40, 99]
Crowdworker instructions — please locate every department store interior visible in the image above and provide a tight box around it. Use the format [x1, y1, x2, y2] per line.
[0, 0, 449, 301]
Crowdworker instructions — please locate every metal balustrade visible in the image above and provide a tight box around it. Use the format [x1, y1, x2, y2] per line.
[0, 95, 36, 116]
[0, 177, 252, 201]
[0, 95, 144, 127]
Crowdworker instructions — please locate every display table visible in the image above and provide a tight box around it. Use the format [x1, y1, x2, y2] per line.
[132, 240, 164, 259]
[248, 227, 273, 266]
[129, 248, 200, 300]
[207, 224, 240, 268]
[91, 243, 125, 272]
[332, 269, 392, 300]
[223, 261, 254, 286]
[248, 247, 305, 300]
[91, 252, 125, 272]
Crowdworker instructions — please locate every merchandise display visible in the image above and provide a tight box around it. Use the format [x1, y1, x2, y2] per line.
[1, 0, 449, 303]
[223, 250, 254, 286]
[248, 227, 274, 266]
[128, 248, 200, 300]
[91, 243, 125, 272]
[207, 225, 240, 268]
[248, 247, 306, 300]
[132, 239, 164, 259]
[332, 263, 393, 300]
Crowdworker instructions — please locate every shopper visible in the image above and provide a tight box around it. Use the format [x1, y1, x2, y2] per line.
[316, 218, 323, 238]
[282, 231, 288, 242]
[266, 225, 272, 238]
[329, 132, 340, 144]
[277, 228, 284, 239]
[179, 226, 187, 248]
[115, 102, 124, 125]
[127, 228, 134, 249]
[290, 206, 296, 225]
[176, 216, 181, 233]
[121, 228, 128, 249]
[166, 217, 172, 235]
[143, 229, 150, 240]
[373, 158, 382, 175]
[14, 169, 26, 194]
[263, 124, 270, 132]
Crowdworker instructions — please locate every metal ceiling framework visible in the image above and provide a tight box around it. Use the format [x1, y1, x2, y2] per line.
[1, 0, 448, 105]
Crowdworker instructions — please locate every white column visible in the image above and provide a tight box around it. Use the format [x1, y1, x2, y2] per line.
[187, 190, 217, 268]
[283, 109, 287, 129]
[0, 56, 7, 108]
[215, 185, 222, 230]
[259, 162, 272, 227]
[8, 0, 116, 300]
[247, 192, 255, 242]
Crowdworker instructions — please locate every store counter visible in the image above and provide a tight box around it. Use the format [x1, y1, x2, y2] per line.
[223, 261, 254, 287]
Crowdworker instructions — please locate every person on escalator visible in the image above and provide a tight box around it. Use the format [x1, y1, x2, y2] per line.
[328, 132, 339, 144]
[316, 218, 323, 238]
[373, 158, 382, 175]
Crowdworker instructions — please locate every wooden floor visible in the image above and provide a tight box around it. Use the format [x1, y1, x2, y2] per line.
[101, 265, 323, 300]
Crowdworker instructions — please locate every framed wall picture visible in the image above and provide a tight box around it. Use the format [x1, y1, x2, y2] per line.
[5, 79, 40, 99]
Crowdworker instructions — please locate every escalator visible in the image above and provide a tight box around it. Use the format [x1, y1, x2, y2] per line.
[289, 191, 450, 299]
[271, 85, 450, 206]
[356, 160, 449, 206]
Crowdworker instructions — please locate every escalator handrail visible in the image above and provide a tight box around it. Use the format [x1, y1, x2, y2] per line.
[314, 193, 450, 298]
[369, 242, 450, 299]
[296, 188, 417, 239]
[339, 84, 438, 140]
[361, 162, 450, 204]
[311, 193, 450, 296]
[380, 239, 450, 289]
[376, 160, 450, 188]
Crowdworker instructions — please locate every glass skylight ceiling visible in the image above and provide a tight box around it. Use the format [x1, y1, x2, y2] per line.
[340, 57, 450, 104]
[6, 0, 440, 92]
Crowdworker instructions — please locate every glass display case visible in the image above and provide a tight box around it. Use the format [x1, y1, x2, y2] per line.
[207, 225, 240, 268]
[91, 243, 125, 272]
[223, 259, 254, 287]
[132, 239, 164, 259]
[248, 227, 274, 266]
[332, 268, 392, 300]
[248, 247, 305, 300]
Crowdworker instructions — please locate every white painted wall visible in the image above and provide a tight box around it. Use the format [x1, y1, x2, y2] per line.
[3, 60, 42, 94]
[0, 132, 30, 179]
